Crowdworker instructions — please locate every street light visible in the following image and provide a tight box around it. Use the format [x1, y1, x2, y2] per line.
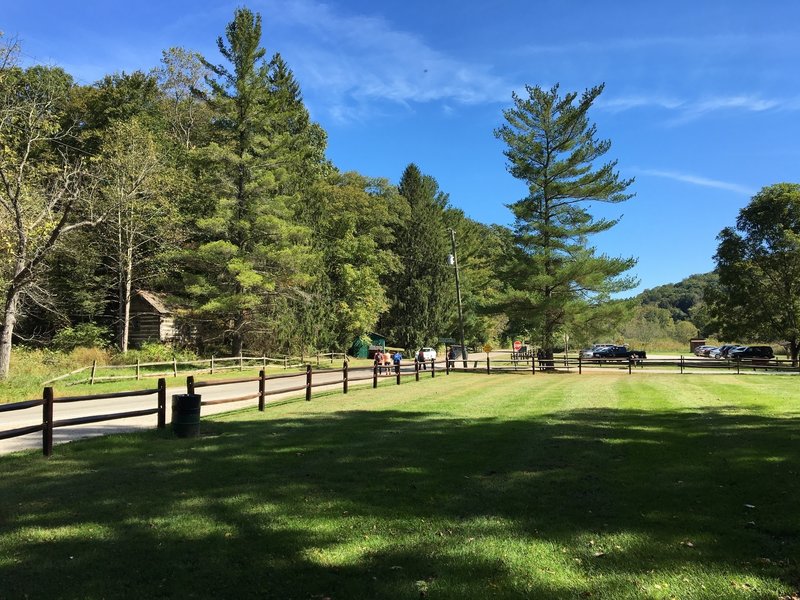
[449, 229, 468, 368]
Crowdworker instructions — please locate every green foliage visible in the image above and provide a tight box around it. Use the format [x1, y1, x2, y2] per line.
[51, 323, 111, 351]
[442, 210, 507, 346]
[492, 84, 637, 354]
[708, 183, 800, 364]
[180, 7, 323, 356]
[637, 272, 717, 332]
[296, 171, 402, 351]
[113, 342, 197, 365]
[379, 164, 450, 350]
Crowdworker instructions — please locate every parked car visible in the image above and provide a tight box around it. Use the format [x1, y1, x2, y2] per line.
[580, 344, 614, 358]
[418, 347, 437, 361]
[592, 345, 647, 359]
[720, 345, 743, 358]
[709, 344, 737, 359]
[693, 345, 715, 356]
[729, 345, 774, 360]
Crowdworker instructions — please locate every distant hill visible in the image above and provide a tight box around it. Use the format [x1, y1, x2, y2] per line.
[636, 272, 718, 322]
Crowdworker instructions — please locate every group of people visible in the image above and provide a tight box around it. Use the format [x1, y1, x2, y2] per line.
[373, 349, 403, 374]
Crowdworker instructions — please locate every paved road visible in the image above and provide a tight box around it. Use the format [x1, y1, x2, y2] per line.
[0, 364, 404, 455]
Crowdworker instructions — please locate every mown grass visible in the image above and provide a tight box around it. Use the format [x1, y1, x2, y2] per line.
[1, 372, 798, 599]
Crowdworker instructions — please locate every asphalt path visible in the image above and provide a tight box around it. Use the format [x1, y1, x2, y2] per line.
[0, 364, 406, 456]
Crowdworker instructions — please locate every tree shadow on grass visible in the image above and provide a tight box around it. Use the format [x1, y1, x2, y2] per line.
[1, 404, 798, 599]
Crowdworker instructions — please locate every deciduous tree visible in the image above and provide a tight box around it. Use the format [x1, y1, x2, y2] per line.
[708, 183, 800, 365]
[0, 63, 101, 377]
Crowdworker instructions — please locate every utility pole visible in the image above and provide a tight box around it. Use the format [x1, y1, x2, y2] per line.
[449, 229, 468, 368]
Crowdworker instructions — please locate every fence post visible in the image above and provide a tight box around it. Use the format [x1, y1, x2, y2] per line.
[42, 386, 54, 457]
[262, 356, 266, 368]
[532, 354, 536, 375]
[316, 352, 320, 367]
[258, 369, 266, 411]
[578, 354, 582, 375]
[415, 358, 420, 381]
[373, 363, 378, 388]
[210, 355, 214, 374]
[239, 353, 243, 371]
[736, 358, 740, 375]
[446, 357, 450, 375]
[90, 360, 96, 385]
[157, 378, 166, 429]
[396, 362, 401, 385]
[187, 375, 195, 395]
[431, 358, 435, 378]
[136, 358, 141, 381]
[284, 355, 288, 370]
[680, 355, 684, 374]
[486, 355, 491, 374]
[306, 364, 312, 401]
[343, 361, 349, 394]
[173, 357, 178, 378]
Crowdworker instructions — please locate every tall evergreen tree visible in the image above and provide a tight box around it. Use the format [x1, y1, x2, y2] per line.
[493, 84, 636, 358]
[380, 164, 450, 351]
[185, 8, 322, 355]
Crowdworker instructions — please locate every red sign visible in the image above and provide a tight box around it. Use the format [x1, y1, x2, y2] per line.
[513, 340, 522, 351]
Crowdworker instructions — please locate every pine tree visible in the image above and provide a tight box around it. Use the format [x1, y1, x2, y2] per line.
[380, 164, 451, 351]
[493, 84, 636, 358]
[185, 8, 322, 355]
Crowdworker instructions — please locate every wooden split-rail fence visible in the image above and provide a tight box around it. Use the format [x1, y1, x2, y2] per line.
[3, 353, 798, 457]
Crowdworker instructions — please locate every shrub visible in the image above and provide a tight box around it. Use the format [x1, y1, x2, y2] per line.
[112, 343, 198, 365]
[51, 324, 110, 352]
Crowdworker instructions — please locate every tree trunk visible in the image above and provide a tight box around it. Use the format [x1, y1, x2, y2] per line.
[121, 250, 134, 354]
[0, 289, 20, 379]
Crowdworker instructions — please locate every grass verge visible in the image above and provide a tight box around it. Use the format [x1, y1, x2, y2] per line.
[1, 372, 798, 599]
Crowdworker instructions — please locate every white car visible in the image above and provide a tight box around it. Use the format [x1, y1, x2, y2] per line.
[418, 347, 437, 361]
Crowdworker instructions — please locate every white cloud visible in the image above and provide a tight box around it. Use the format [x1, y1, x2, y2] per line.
[264, 0, 511, 121]
[598, 94, 684, 112]
[634, 168, 755, 196]
[598, 92, 798, 123]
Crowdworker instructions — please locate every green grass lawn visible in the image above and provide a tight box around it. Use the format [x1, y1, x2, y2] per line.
[1, 372, 799, 599]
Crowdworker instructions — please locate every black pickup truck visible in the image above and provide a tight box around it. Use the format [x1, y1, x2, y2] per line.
[591, 345, 647, 360]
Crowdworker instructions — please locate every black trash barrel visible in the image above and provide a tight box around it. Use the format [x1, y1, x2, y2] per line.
[171, 394, 201, 437]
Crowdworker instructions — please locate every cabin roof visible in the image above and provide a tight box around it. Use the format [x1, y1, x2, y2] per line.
[135, 290, 172, 315]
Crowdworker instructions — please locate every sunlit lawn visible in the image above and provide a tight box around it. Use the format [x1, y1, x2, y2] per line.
[1, 372, 798, 599]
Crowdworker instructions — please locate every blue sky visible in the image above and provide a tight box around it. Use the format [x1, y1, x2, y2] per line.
[5, 0, 800, 294]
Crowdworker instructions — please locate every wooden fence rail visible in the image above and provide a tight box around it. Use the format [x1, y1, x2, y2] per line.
[0, 379, 167, 457]
[4, 353, 799, 457]
[45, 352, 349, 386]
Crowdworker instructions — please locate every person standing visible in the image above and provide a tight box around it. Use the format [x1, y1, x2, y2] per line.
[418, 348, 427, 370]
[374, 350, 383, 375]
